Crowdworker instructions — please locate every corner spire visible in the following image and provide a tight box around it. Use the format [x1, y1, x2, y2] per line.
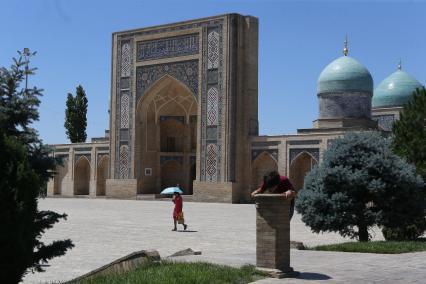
[397, 59, 402, 70]
[343, 35, 349, 56]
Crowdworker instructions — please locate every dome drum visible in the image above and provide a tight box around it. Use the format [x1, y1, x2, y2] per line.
[317, 56, 374, 122]
[319, 92, 372, 119]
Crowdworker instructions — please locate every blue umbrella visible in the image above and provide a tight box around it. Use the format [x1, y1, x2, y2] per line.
[160, 187, 183, 195]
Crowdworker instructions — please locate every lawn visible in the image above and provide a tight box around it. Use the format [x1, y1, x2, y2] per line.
[69, 261, 267, 284]
[310, 239, 426, 254]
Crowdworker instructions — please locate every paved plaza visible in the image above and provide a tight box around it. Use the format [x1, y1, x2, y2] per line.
[24, 198, 425, 283]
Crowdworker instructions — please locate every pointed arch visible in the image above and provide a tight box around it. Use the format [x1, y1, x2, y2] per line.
[74, 156, 91, 195]
[290, 150, 318, 166]
[136, 74, 195, 113]
[251, 151, 278, 191]
[135, 73, 197, 194]
[289, 152, 318, 191]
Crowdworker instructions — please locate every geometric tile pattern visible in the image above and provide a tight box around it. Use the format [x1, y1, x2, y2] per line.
[137, 33, 199, 61]
[119, 145, 129, 179]
[160, 155, 183, 165]
[200, 25, 223, 182]
[116, 17, 224, 182]
[372, 114, 395, 132]
[289, 148, 319, 164]
[120, 94, 130, 129]
[251, 149, 279, 162]
[207, 31, 219, 69]
[206, 143, 218, 182]
[121, 41, 131, 77]
[207, 87, 219, 125]
[136, 60, 198, 99]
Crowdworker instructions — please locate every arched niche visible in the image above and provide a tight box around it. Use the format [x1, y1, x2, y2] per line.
[289, 152, 318, 191]
[74, 156, 90, 195]
[96, 155, 109, 196]
[135, 75, 197, 194]
[251, 152, 278, 190]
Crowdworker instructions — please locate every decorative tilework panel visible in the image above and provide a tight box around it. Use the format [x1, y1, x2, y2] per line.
[206, 143, 218, 182]
[121, 41, 131, 77]
[252, 149, 278, 162]
[160, 156, 183, 165]
[137, 33, 199, 61]
[159, 116, 185, 124]
[75, 154, 91, 163]
[289, 148, 319, 164]
[121, 78, 130, 90]
[207, 31, 219, 69]
[207, 70, 218, 83]
[200, 25, 223, 182]
[207, 87, 218, 125]
[288, 140, 321, 145]
[75, 147, 92, 152]
[206, 126, 217, 140]
[251, 141, 281, 147]
[372, 115, 395, 132]
[120, 94, 130, 129]
[136, 60, 198, 98]
[119, 145, 129, 179]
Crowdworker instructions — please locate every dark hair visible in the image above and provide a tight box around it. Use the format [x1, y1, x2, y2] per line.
[263, 171, 280, 189]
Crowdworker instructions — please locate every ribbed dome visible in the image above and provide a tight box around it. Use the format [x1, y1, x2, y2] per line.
[372, 70, 423, 108]
[317, 56, 373, 94]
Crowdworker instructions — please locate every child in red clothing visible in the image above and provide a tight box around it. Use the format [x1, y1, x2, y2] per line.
[172, 192, 188, 231]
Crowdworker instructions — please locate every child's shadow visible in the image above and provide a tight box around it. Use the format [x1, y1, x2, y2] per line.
[177, 230, 198, 233]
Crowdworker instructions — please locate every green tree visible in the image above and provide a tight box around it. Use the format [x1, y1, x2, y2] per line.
[0, 53, 74, 283]
[295, 132, 424, 242]
[392, 87, 426, 178]
[64, 85, 88, 143]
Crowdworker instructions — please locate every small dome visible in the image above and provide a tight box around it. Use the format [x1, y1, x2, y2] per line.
[372, 70, 423, 108]
[317, 56, 373, 94]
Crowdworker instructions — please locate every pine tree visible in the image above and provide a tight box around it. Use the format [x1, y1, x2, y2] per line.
[64, 85, 88, 143]
[295, 132, 424, 242]
[0, 52, 74, 283]
[392, 87, 426, 178]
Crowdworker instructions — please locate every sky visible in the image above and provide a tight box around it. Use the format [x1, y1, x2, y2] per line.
[1, 0, 425, 144]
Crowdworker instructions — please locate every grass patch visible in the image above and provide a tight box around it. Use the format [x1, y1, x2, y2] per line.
[69, 261, 267, 284]
[310, 239, 426, 254]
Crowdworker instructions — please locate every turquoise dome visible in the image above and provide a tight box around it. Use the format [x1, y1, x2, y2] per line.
[372, 70, 423, 108]
[317, 56, 373, 94]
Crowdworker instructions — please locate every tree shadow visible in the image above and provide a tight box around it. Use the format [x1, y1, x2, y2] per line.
[297, 272, 332, 280]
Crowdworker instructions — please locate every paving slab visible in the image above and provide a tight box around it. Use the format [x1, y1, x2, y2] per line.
[22, 198, 425, 283]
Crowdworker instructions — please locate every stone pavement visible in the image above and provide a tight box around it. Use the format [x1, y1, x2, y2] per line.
[23, 198, 425, 283]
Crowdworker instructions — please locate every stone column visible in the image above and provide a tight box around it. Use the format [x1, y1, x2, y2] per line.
[254, 194, 298, 278]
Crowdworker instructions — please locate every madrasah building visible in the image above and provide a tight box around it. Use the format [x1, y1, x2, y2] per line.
[47, 14, 424, 203]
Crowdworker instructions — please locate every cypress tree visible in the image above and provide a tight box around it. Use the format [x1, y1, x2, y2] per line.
[64, 85, 88, 143]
